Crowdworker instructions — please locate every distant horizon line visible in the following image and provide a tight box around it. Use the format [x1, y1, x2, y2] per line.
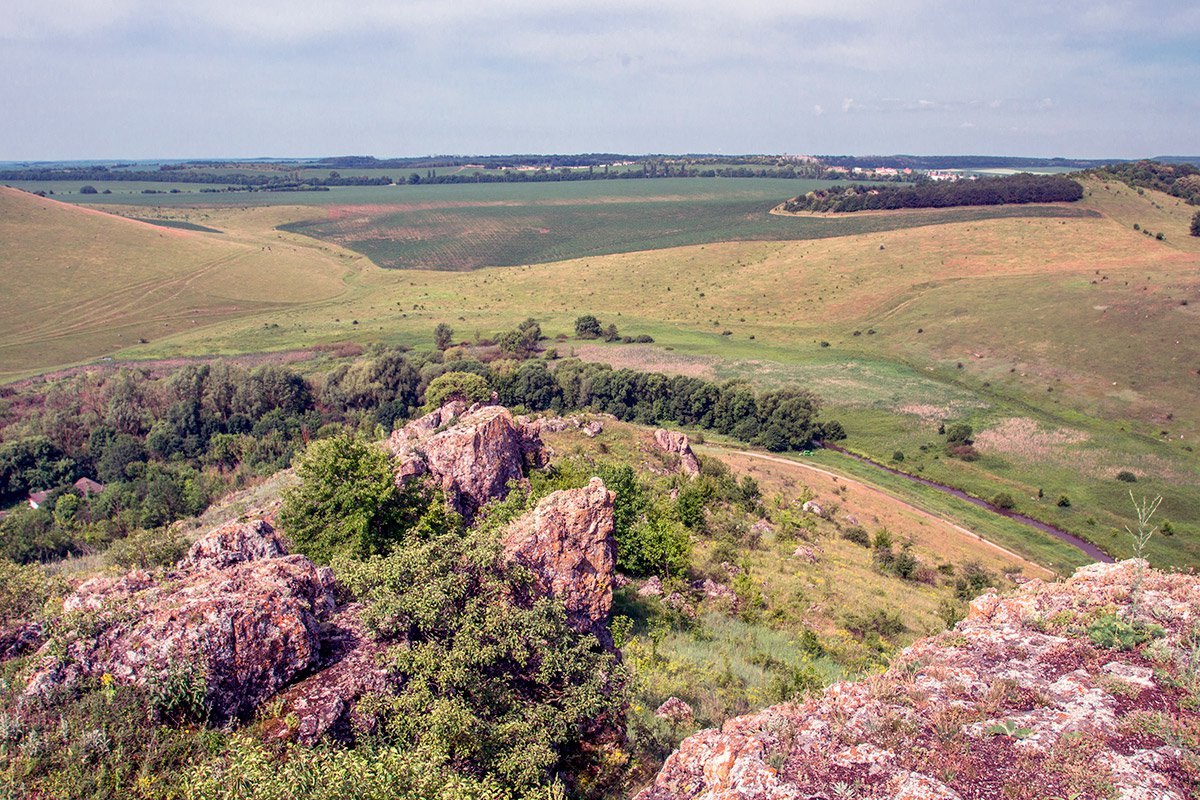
[3, 152, 1197, 166]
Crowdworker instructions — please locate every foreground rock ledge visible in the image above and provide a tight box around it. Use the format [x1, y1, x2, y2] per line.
[636, 560, 1199, 800]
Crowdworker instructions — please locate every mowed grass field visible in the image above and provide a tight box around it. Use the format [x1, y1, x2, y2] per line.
[2, 176, 1197, 568]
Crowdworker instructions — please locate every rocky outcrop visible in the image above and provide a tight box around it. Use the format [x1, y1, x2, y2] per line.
[177, 518, 287, 571]
[501, 477, 616, 643]
[388, 403, 548, 521]
[266, 603, 390, 744]
[26, 528, 336, 722]
[653, 429, 701, 478]
[637, 560, 1200, 800]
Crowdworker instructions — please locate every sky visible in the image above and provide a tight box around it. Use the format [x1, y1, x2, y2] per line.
[2, 0, 1197, 160]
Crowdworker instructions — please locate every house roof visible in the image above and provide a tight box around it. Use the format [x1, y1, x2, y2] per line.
[74, 477, 105, 495]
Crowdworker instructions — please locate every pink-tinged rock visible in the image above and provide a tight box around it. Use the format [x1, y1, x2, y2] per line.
[501, 477, 616, 641]
[653, 429, 701, 478]
[388, 404, 548, 522]
[177, 519, 287, 571]
[28, 553, 336, 721]
[635, 560, 1200, 800]
[655, 696, 695, 723]
[638, 575, 664, 597]
[267, 603, 390, 744]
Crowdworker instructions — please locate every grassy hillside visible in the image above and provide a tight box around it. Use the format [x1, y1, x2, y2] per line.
[0, 188, 360, 378]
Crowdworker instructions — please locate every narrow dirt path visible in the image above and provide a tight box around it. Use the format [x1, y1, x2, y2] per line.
[708, 446, 1056, 578]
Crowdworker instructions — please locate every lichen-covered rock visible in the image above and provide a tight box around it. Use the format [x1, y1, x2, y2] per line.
[501, 477, 616, 642]
[177, 518, 287, 571]
[655, 697, 695, 724]
[653, 429, 701, 478]
[637, 560, 1200, 800]
[266, 603, 390, 744]
[27, 549, 336, 721]
[388, 404, 548, 521]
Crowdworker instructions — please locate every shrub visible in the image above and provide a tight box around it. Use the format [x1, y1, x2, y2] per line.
[1057, 494, 1071, 508]
[336, 531, 628, 794]
[433, 322, 454, 350]
[992, 492, 1016, 510]
[104, 527, 188, 570]
[422, 371, 491, 410]
[186, 734, 509, 800]
[892, 450, 905, 462]
[574, 314, 603, 339]
[0, 560, 68, 626]
[944, 423, 973, 446]
[1116, 471, 1138, 483]
[1192, 209, 1200, 237]
[841, 525, 870, 547]
[954, 561, 996, 601]
[280, 435, 450, 563]
[620, 515, 691, 577]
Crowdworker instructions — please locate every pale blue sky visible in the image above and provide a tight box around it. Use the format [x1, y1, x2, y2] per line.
[2, 0, 1197, 160]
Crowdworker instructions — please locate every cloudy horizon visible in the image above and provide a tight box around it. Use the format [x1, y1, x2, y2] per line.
[2, 0, 1197, 161]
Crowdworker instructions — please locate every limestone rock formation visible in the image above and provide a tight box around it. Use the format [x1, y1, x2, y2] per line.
[388, 403, 548, 521]
[177, 518, 287, 571]
[653, 429, 702, 478]
[637, 560, 1200, 800]
[267, 603, 390, 744]
[26, 533, 336, 722]
[501, 477, 616, 642]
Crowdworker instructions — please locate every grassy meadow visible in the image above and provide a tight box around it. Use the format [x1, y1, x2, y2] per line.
[1, 175, 1197, 569]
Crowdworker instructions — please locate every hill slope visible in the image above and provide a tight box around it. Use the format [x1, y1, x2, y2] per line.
[0, 188, 352, 378]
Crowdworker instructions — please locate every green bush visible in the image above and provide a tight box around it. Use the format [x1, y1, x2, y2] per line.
[1057, 494, 1071, 508]
[185, 735, 514, 800]
[574, 315, 603, 339]
[992, 492, 1016, 510]
[1115, 471, 1138, 483]
[841, 525, 870, 547]
[280, 435, 450, 563]
[104, 526, 188, 570]
[619, 514, 691, 578]
[0, 560, 68, 626]
[954, 561, 996, 601]
[423, 371, 492, 411]
[336, 531, 627, 794]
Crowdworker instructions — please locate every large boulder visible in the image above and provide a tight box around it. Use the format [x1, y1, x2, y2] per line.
[501, 477, 617, 643]
[654, 429, 701, 478]
[637, 560, 1200, 800]
[388, 404, 548, 521]
[266, 603, 391, 744]
[177, 518, 287, 571]
[26, 529, 336, 722]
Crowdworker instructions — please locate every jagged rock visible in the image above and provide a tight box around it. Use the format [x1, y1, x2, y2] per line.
[638, 575, 664, 597]
[653, 429, 701, 478]
[792, 544, 820, 563]
[614, 573, 632, 588]
[696, 578, 738, 609]
[663, 591, 696, 618]
[177, 519, 287, 571]
[501, 477, 616, 642]
[655, 697, 695, 724]
[636, 560, 1200, 800]
[388, 404, 548, 522]
[749, 519, 774, 539]
[27, 549, 336, 721]
[267, 603, 390, 744]
[581, 420, 604, 438]
[801, 500, 824, 517]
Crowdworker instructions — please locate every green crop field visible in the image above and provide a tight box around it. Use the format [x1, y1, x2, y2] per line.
[276, 179, 1094, 270]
